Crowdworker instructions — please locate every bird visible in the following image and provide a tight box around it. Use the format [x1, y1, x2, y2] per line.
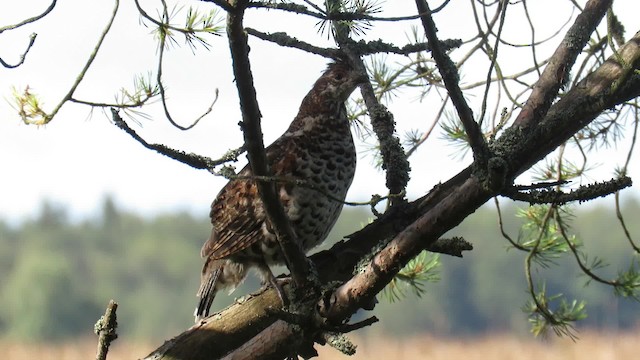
[194, 60, 367, 322]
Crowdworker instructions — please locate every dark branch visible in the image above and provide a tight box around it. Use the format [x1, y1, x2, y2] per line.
[502, 177, 633, 205]
[226, 0, 313, 289]
[110, 109, 242, 171]
[0, 33, 37, 69]
[246, 27, 458, 59]
[143, 3, 640, 358]
[318, 12, 640, 329]
[352, 38, 462, 56]
[245, 27, 339, 58]
[512, 180, 569, 191]
[247, 1, 426, 22]
[509, 31, 640, 176]
[201, 0, 235, 12]
[327, 316, 379, 334]
[416, 0, 489, 163]
[428, 237, 473, 258]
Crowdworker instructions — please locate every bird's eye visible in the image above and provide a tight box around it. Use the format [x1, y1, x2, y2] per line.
[334, 73, 344, 81]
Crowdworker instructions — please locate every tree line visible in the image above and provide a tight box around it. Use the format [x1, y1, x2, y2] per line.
[0, 196, 637, 341]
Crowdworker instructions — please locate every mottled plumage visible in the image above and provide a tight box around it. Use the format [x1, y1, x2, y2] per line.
[195, 62, 366, 321]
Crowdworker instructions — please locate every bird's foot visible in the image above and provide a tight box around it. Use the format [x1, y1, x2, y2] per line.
[267, 275, 290, 307]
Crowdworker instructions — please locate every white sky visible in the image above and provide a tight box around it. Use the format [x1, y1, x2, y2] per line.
[0, 0, 638, 224]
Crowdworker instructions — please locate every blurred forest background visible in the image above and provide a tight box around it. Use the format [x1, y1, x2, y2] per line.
[0, 196, 638, 343]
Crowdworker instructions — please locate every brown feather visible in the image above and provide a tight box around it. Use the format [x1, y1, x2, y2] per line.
[195, 61, 365, 321]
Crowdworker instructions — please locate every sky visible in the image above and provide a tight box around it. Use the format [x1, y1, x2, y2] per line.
[0, 0, 638, 224]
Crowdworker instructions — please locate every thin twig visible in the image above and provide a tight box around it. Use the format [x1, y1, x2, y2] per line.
[110, 108, 242, 170]
[0, 0, 56, 33]
[139, 0, 218, 130]
[478, 0, 508, 127]
[0, 33, 37, 69]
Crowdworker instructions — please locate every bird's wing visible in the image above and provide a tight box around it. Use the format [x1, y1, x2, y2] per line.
[200, 138, 299, 260]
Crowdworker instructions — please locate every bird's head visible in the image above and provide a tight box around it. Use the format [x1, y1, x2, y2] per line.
[313, 61, 368, 103]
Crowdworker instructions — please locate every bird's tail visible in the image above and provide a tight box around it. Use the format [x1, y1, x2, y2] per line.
[194, 259, 247, 323]
[194, 258, 223, 323]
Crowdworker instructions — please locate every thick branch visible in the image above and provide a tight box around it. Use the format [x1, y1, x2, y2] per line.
[226, 0, 311, 289]
[513, 0, 613, 129]
[507, 30, 640, 176]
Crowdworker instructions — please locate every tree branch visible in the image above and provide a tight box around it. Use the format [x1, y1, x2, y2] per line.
[246, 27, 458, 58]
[246, 1, 427, 22]
[416, 0, 489, 163]
[245, 27, 339, 58]
[94, 300, 118, 360]
[0, 0, 56, 33]
[0, 33, 37, 69]
[513, 0, 614, 129]
[226, 0, 312, 292]
[201, 0, 235, 13]
[111, 109, 243, 171]
[502, 176, 633, 205]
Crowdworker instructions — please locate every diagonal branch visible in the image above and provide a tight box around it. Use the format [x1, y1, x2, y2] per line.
[415, 0, 489, 163]
[512, 0, 614, 129]
[111, 109, 243, 171]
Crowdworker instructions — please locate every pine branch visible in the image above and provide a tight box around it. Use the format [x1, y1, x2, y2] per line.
[503, 176, 632, 205]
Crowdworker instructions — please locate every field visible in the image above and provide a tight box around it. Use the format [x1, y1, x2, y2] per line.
[1, 331, 637, 359]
